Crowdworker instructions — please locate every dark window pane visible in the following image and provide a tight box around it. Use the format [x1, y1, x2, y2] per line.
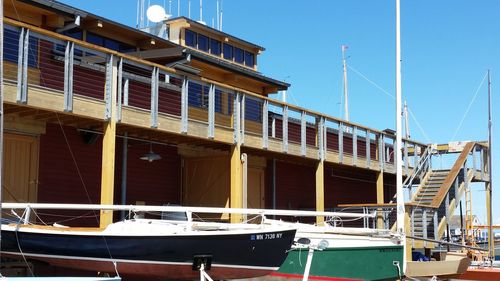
[86, 32, 103, 46]
[104, 39, 120, 51]
[63, 28, 83, 40]
[198, 34, 209, 52]
[234, 47, 244, 64]
[215, 89, 223, 113]
[245, 98, 262, 122]
[28, 37, 39, 67]
[188, 81, 202, 107]
[223, 43, 233, 60]
[4, 29, 20, 63]
[210, 39, 221, 56]
[185, 29, 197, 47]
[244, 51, 254, 67]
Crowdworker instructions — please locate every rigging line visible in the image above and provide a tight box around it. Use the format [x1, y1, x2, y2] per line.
[346, 64, 395, 100]
[14, 209, 35, 277]
[55, 114, 117, 270]
[450, 71, 488, 142]
[407, 107, 432, 144]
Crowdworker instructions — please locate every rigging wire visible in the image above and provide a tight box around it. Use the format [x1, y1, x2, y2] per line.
[449, 71, 488, 142]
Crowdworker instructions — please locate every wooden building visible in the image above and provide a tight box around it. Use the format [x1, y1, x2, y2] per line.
[2, 0, 492, 257]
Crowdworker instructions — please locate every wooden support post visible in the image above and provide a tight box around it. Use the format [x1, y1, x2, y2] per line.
[405, 212, 412, 262]
[230, 144, 243, 223]
[486, 182, 495, 258]
[315, 160, 325, 224]
[100, 56, 118, 228]
[376, 171, 385, 228]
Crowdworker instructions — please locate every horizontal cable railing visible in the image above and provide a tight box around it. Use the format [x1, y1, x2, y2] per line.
[4, 18, 427, 169]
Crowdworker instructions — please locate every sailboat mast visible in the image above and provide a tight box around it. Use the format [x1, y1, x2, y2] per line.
[487, 69, 494, 260]
[0, 0, 4, 260]
[342, 45, 349, 121]
[395, 0, 406, 273]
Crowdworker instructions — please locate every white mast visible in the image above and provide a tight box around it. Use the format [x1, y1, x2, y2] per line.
[177, 0, 180, 17]
[199, 0, 203, 23]
[342, 45, 349, 121]
[395, 0, 406, 273]
[219, 0, 223, 31]
[188, 0, 191, 18]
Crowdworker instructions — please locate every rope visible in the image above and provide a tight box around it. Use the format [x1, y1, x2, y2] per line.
[450, 71, 488, 141]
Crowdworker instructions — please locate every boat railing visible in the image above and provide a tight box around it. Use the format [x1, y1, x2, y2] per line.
[3, 17, 427, 173]
[2, 203, 378, 229]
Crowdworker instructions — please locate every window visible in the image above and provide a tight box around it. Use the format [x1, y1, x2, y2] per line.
[198, 34, 209, 52]
[234, 47, 244, 64]
[210, 39, 221, 56]
[223, 43, 233, 60]
[188, 81, 210, 108]
[185, 29, 197, 47]
[245, 98, 262, 122]
[244, 51, 254, 67]
[4, 28, 38, 68]
[86, 32, 133, 52]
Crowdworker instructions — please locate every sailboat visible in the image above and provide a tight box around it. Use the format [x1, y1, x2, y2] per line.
[0, 203, 297, 280]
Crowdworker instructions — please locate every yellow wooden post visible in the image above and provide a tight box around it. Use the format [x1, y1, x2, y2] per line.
[486, 182, 495, 258]
[315, 160, 325, 224]
[405, 212, 412, 263]
[376, 171, 385, 228]
[230, 144, 243, 223]
[99, 56, 117, 228]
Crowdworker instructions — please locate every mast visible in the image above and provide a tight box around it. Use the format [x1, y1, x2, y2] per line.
[342, 45, 349, 121]
[404, 100, 410, 139]
[0, 0, 4, 261]
[395, 0, 406, 273]
[487, 69, 494, 260]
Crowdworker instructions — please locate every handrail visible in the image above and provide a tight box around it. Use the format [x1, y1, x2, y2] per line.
[3, 17, 427, 148]
[430, 142, 476, 207]
[402, 145, 431, 189]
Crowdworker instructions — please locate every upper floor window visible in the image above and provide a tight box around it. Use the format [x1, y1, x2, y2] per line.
[183, 28, 256, 68]
[210, 39, 221, 56]
[244, 51, 254, 67]
[198, 34, 209, 52]
[185, 29, 197, 47]
[86, 32, 134, 53]
[223, 43, 233, 60]
[234, 47, 244, 64]
[4, 28, 38, 68]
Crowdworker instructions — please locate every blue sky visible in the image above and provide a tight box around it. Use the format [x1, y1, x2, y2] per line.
[60, 0, 499, 225]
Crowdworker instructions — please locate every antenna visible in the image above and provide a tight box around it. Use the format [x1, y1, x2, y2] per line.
[147, 5, 170, 23]
[341, 45, 349, 121]
[198, 0, 205, 24]
[216, 0, 219, 30]
[219, 0, 223, 30]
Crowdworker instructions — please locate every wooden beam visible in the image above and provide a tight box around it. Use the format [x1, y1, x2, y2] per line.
[230, 144, 243, 223]
[376, 171, 384, 228]
[45, 14, 65, 28]
[99, 58, 118, 228]
[315, 160, 325, 224]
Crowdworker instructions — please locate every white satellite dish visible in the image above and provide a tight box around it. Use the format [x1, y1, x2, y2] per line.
[147, 5, 169, 23]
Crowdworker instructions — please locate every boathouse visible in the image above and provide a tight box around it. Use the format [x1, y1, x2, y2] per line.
[1, 0, 493, 269]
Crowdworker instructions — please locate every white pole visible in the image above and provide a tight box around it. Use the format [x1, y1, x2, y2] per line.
[188, 0, 191, 18]
[342, 45, 349, 121]
[282, 90, 287, 103]
[404, 100, 410, 139]
[216, 0, 219, 30]
[219, 0, 223, 31]
[487, 70, 494, 260]
[199, 0, 203, 23]
[178, 0, 180, 17]
[302, 248, 315, 281]
[0, 0, 4, 261]
[395, 0, 406, 274]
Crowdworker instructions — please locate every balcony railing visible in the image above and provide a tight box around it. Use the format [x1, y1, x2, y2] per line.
[4, 18, 427, 173]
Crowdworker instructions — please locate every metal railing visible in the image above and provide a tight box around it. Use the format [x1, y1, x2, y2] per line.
[4, 18, 426, 172]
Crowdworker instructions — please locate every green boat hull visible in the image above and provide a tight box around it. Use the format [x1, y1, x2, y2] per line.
[271, 245, 404, 281]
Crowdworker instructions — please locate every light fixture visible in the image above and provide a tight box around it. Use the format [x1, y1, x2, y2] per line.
[140, 143, 162, 162]
[150, 38, 156, 45]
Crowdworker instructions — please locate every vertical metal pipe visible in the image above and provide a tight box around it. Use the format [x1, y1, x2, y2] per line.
[242, 153, 247, 221]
